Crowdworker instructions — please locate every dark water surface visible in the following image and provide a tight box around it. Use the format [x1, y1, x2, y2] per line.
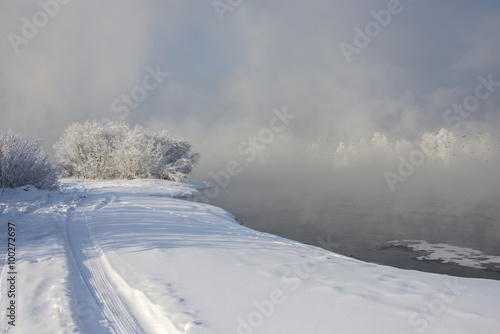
[204, 180, 500, 280]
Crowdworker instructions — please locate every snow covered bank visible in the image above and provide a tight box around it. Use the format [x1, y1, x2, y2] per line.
[1, 179, 500, 333]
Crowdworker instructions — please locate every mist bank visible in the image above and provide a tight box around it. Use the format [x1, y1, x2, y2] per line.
[187, 120, 500, 261]
[190, 121, 500, 204]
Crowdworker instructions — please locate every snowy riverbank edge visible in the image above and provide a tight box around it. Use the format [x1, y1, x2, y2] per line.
[1, 179, 499, 334]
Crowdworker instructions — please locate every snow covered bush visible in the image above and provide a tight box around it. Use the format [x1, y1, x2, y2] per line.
[0, 129, 58, 190]
[54, 121, 200, 181]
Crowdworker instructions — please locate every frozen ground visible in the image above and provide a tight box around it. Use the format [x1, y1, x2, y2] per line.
[1, 179, 500, 333]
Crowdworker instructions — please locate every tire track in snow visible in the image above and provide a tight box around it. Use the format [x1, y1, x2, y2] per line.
[65, 196, 144, 334]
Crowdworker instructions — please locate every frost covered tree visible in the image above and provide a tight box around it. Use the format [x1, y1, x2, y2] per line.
[0, 129, 58, 190]
[54, 121, 200, 181]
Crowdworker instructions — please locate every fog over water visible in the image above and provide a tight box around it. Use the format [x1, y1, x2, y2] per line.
[2, 1, 500, 276]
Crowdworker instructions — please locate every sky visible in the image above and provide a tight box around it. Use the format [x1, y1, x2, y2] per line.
[1, 0, 500, 201]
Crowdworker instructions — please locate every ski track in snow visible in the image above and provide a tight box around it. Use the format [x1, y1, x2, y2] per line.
[65, 195, 184, 334]
[65, 195, 145, 333]
[4, 180, 500, 334]
[1, 186, 195, 333]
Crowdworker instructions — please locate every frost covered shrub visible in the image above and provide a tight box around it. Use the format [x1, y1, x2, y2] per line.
[54, 121, 199, 181]
[54, 121, 131, 179]
[0, 129, 58, 190]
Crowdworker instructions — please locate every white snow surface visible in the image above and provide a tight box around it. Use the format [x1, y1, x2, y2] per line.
[384, 240, 500, 270]
[1, 179, 500, 334]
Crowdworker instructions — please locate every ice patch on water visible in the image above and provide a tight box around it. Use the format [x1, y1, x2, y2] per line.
[383, 240, 500, 270]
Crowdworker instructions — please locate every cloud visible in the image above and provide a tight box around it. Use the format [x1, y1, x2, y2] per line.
[1, 0, 152, 143]
[1, 0, 499, 202]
